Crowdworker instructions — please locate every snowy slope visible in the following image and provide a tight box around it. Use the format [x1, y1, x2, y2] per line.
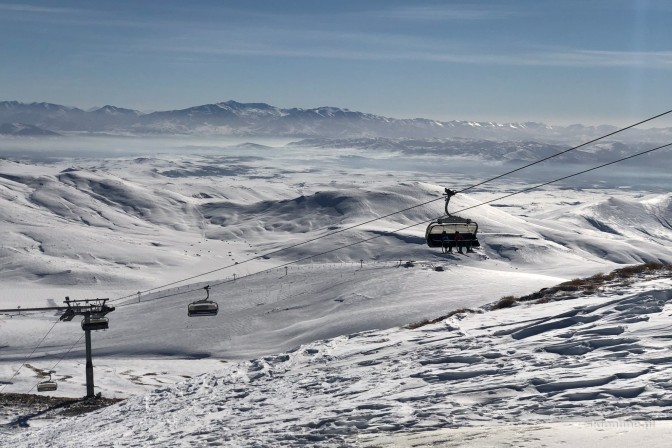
[0, 263, 564, 378]
[2, 150, 672, 395]
[2, 155, 671, 293]
[4, 270, 671, 447]
[1, 138, 671, 446]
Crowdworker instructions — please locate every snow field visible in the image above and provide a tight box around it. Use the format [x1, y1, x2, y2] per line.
[1, 261, 565, 397]
[4, 273, 670, 446]
[1, 144, 671, 445]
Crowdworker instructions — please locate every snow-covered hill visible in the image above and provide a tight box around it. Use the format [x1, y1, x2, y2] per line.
[2, 156, 671, 292]
[1, 138, 671, 446]
[4, 267, 670, 447]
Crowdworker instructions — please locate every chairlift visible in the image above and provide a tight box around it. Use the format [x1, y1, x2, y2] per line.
[188, 285, 219, 317]
[425, 188, 480, 251]
[81, 315, 109, 331]
[37, 371, 57, 392]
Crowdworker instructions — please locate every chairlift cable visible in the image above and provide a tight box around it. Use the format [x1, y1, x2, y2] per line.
[457, 108, 672, 194]
[109, 109, 672, 303]
[4, 114, 670, 395]
[452, 141, 672, 214]
[0, 319, 59, 394]
[115, 139, 672, 309]
[1, 299, 113, 395]
[109, 195, 444, 303]
[25, 333, 85, 394]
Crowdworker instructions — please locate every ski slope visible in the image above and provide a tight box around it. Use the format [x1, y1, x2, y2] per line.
[1, 140, 671, 445]
[4, 270, 671, 447]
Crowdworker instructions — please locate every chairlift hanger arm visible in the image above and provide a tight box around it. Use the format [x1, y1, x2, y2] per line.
[193, 285, 211, 304]
[443, 188, 458, 216]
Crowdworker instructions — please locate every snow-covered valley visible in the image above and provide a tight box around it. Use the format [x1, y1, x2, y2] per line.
[1, 136, 671, 446]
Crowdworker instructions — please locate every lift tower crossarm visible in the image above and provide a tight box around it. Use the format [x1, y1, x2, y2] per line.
[0, 299, 115, 316]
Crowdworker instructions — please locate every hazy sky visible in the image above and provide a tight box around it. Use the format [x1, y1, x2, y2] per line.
[2, 0, 671, 126]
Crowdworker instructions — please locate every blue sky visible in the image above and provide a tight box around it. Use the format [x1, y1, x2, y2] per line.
[1, 0, 671, 126]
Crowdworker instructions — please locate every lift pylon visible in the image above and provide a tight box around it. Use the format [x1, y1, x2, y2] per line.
[0, 298, 114, 398]
[59, 298, 115, 398]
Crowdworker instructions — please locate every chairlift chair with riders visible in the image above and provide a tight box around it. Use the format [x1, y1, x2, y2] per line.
[425, 188, 480, 251]
[188, 285, 219, 317]
[37, 371, 58, 392]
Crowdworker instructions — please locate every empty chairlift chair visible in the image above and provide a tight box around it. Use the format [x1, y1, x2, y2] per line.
[425, 188, 480, 251]
[81, 315, 109, 331]
[188, 285, 219, 317]
[37, 371, 58, 392]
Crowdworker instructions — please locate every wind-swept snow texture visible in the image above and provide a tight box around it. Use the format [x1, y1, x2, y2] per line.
[5, 273, 671, 447]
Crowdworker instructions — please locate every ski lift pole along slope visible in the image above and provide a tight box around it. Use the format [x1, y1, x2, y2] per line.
[0, 297, 115, 398]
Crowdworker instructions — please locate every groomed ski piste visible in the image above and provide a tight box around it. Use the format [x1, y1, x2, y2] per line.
[1, 145, 671, 446]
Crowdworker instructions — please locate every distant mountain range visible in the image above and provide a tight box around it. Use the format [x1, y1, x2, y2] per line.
[1, 100, 670, 142]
